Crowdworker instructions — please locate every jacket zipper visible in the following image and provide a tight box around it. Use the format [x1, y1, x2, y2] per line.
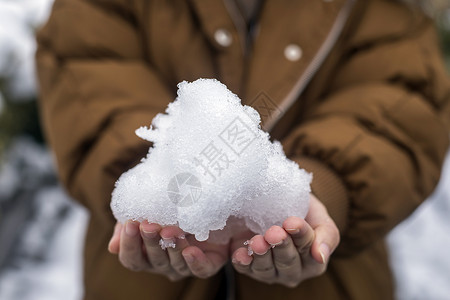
[223, 0, 248, 55]
[220, 1, 356, 300]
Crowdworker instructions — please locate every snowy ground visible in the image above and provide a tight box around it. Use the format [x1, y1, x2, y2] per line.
[387, 150, 450, 300]
[0, 189, 88, 300]
[0, 1, 450, 299]
[0, 0, 54, 101]
[0, 138, 89, 300]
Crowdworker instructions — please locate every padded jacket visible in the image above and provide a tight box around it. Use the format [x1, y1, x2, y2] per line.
[36, 0, 450, 299]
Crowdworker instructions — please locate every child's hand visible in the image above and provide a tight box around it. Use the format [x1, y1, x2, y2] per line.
[108, 221, 227, 281]
[230, 194, 340, 287]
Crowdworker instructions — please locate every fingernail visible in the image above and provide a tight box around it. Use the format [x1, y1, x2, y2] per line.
[319, 243, 330, 264]
[141, 229, 157, 239]
[253, 249, 268, 256]
[125, 221, 139, 236]
[269, 240, 284, 248]
[183, 253, 195, 263]
[233, 257, 250, 266]
[285, 228, 299, 234]
[141, 222, 160, 238]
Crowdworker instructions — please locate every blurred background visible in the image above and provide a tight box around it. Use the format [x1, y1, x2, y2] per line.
[0, 1, 449, 300]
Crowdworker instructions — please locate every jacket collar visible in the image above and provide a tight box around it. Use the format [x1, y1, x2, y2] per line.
[188, 0, 247, 94]
[189, 0, 356, 131]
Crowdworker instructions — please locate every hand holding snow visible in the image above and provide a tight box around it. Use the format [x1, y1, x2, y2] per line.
[111, 79, 312, 242]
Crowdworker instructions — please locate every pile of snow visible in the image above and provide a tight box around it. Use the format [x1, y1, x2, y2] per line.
[111, 79, 312, 242]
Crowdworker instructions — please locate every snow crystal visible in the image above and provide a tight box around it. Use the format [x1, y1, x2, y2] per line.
[244, 240, 254, 256]
[111, 79, 311, 242]
[159, 239, 176, 250]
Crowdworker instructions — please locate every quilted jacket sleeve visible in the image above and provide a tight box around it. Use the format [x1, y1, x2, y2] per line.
[36, 0, 173, 223]
[282, 14, 450, 256]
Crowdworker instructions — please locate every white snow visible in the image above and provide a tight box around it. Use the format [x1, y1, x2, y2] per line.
[159, 239, 177, 250]
[0, 137, 89, 300]
[387, 149, 450, 300]
[111, 79, 312, 242]
[0, 190, 88, 300]
[0, 0, 54, 100]
[0, 137, 53, 200]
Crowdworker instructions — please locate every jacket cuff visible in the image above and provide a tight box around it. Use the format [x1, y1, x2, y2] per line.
[292, 156, 349, 233]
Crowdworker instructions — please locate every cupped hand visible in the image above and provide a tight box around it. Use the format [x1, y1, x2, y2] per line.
[108, 221, 228, 281]
[230, 194, 340, 287]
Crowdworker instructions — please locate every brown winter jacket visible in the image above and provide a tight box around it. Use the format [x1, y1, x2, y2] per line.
[36, 0, 450, 299]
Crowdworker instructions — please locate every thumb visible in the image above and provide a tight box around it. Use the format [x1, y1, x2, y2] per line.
[306, 195, 340, 264]
[310, 219, 340, 264]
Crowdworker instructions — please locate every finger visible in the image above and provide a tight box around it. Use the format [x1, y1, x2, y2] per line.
[160, 226, 191, 276]
[248, 235, 275, 280]
[181, 246, 224, 278]
[283, 217, 315, 256]
[305, 194, 328, 227]
[140, 221, 172, 273]
[108, 222, 123, 254]
[310, 219, 340, 265]
[230, 230, 255, 251]
[265, 226, 301, 285]
[231, 247, 253, 275]
[119, 220, 150, 272]
[305, 197, 340, 264]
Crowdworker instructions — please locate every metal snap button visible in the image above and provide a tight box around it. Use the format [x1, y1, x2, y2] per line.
[284, 44, 302, 61]
[214, 29, 232, 47]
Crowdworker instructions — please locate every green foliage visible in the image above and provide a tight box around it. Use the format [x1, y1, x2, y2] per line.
[0, 97, 44, 156]
[436, 15, 450, 69]
[439, 30, 450, 70]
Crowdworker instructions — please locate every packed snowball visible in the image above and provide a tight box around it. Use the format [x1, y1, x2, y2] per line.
[111, 79, 312, 243]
